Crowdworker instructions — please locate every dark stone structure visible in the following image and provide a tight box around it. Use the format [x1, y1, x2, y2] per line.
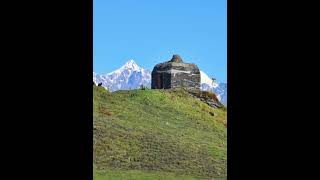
[151, 55, 200, 91]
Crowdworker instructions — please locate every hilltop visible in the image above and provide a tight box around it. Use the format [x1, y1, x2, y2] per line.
[93, 59, 227, 106]
[93, 86, 227, 179]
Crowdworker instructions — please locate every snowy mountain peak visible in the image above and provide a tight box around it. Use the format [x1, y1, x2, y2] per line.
[121, 59, 141, 71]
[106, 59, 141, 75]
[200, 71, 219, 88]
[95, 59, 151, 92]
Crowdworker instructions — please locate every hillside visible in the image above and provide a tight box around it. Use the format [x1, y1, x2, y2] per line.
[93, 86, 227, 179]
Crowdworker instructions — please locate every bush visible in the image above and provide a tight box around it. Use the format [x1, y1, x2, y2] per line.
[140, 84, 146, 90]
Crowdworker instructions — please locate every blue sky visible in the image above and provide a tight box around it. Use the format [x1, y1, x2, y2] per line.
[94, 0, 227, 82]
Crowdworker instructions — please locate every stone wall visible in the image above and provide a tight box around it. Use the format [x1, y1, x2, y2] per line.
[151, 55, 200, 91]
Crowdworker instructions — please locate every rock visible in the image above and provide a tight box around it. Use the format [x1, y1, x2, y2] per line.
[188, 91, 223, 109]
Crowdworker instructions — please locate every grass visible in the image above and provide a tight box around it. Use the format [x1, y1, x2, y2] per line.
[93, 86, 227, 179]
[94, 169, 227, 180]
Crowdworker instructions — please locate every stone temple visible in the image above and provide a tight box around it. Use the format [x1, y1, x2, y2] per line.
[151, 55, 200, 91]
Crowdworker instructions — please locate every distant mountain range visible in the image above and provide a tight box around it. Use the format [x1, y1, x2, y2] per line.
[93, 60, 227, 106]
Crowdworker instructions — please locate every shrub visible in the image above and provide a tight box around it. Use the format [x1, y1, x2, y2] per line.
[140, 84, 146, 90]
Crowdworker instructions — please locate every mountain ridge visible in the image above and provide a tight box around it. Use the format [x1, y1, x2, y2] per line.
[94, 60, 227, 106]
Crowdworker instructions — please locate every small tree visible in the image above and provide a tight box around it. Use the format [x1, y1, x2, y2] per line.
[211, 77, 216, 87]
[140, 84, 145, 90]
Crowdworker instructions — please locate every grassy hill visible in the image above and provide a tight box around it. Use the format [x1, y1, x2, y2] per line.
[93, 86, 227, 179]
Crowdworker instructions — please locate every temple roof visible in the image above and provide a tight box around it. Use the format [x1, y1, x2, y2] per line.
[152, 54, 200, 74]
[168, 54, 183, 63]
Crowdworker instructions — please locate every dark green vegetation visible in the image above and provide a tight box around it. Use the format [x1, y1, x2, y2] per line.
[93, 86, 227, 179]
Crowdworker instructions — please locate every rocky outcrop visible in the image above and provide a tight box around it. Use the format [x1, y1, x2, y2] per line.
[151, 55, 200, 91]
[188, 91, 224, 109]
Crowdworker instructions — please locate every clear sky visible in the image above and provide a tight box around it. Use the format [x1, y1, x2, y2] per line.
[94, 0, 227, 82]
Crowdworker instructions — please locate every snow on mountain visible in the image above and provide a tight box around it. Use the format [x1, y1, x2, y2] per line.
[200, 71, 219, 88]
[199, 71, 227, 106]
[107, 59, 142, 76]
[93, 60, 151, 92]
[214, 82, 227, 106]
[94, 60, 227, 106]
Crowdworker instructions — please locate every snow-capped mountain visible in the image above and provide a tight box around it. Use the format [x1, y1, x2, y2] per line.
[94, 60, 227, 106]
[93, 60, 151, 92]
[199, 71, 227, 106]
[214, 82, 227, 106]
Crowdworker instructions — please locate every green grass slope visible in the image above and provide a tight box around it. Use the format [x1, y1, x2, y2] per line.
[93, 86, 227, 179]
